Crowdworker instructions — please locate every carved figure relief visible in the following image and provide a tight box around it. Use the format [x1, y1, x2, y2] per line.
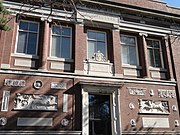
[92, 51, 107, 62]
[128, 87, 146, 96]
[158, 89, 176, 98]
[138, 99, 169, 114]
[14, 93, 57, 111]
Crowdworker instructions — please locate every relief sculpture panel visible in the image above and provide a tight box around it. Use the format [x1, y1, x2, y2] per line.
[138, 99, 169, 114]
[14, 93, 58, 111]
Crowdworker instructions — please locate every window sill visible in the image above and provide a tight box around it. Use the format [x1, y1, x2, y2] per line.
[47, 57, 74, 63]
[149, 67, 167, 72]
[11, 53, 39, 59]
[122, 64, 142, 69]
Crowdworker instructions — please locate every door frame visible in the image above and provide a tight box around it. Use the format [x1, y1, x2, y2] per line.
[80, 82, 122, 135]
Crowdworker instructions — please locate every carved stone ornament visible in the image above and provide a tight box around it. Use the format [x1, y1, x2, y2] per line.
[91, 51, 107, 62]
[172, 105, 177, 112]
[14, 93, 57, 111]
[61, 118, 69, 127]
[128, 87, 146, 96]
[4, 79, 25, 87]
[149, 89, 154, 96]
[33, 80, 43, 89]
[158, 89, 176, 98]
[175, 120, 180, 127]
[130, 119, 136, 127]
[138, 99, 169, 114]
[0, 117, 7, 126]
[129, 103, 135, 110]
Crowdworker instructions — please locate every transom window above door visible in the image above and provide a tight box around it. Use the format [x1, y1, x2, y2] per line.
[51, 26, 72, 59]
[147, 39, 163, 68]
[87, 30, 107, 59]
[120, 35, 138, 65]
[16, 20, 39, 55]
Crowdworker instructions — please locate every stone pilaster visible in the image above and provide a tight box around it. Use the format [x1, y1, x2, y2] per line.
[139, 33, 150, 78]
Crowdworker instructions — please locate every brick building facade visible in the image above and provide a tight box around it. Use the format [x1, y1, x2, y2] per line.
[0, 0, 180, 134]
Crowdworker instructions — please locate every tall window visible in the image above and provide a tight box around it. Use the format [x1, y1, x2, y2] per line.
[87, 30, 107, 59]
[147, 39, 162, 68]
[51, 26, 71, 59]
[16, 20, 39, 55]
[120, 35, 138, 65]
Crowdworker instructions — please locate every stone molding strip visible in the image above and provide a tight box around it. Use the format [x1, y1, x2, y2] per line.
[0, 131, 81, 135]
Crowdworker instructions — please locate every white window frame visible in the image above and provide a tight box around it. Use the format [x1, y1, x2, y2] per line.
[146, 38, 164, 69]
[87, 30, 107, 59]
[120, 34, 139, 66]
[15, 20, 39, 56]
[50, 25, 72, 60]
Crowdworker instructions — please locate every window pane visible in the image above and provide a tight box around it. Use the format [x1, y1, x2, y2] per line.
[62, 27, 71, 36]
[153, 40, 160, 48]
[51, 36, 61, 57]
[120, 35, 128, 44]
[27, 33, 37, 54]
[88, 31, 96, 40]
[29, 22, 38, 32]
[129, 37, 136, 45]
[129, 46, 137, 65]
[121, 45, 128, 64]
[19, 21, 28, 30]
[88, 41, 96, 59]
[97, 42, 106, 57]
[17, 32, 27, 53]
[154, 49, 162, 67]
[52, 26, 61, 35]
[61, 37, 70, 58]
[97, 32, 105, 41]
[147, 40, 153, 47]
[148, 49, 154, 67]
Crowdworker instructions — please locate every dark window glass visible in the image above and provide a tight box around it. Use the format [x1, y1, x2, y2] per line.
[17, 21, 39, 55]
[51, 26, 71, 59]
[147, 39, 162, 68]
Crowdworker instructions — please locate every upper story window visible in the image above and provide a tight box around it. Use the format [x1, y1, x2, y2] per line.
[120, 35, 138, 65]
[147, 39, 162, 68]
[87, 30, 107, 59]
[16, 20, 39, 55]
[51, 26, 72, 59]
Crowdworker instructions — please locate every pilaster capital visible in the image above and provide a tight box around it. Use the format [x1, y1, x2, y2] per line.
[113, 24, 120, 30]
[75, 18, 84, 26]
[139, 33, 148, 37]
[162, 36, 168, 41]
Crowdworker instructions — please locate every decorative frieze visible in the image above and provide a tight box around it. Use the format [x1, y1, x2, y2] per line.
[14, 94, 57, 111]
[1, 91, 10, 112]
[158, 89, 176, 98]
[138, 99, 169, 114]
[51, 82, 67, 90]
[4, 79, 25, 87]
[128, 87, 146, 96]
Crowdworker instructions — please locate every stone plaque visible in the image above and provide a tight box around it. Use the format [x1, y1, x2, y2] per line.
[139, 99, 169, 114]
[142, 117, 169, 128]
[158, 89, 176, 98]
[4, 79, 25, 87]
[51, 82, 67, 89]
[17, 118, 52, 126]
[14, 94, 57, 111]
[63, 94, 68, 113]
[1, 91, 10, 112]
[128, 87, 146, 96]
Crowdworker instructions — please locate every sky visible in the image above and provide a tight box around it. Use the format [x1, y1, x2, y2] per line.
[161, 0, 180, 8]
